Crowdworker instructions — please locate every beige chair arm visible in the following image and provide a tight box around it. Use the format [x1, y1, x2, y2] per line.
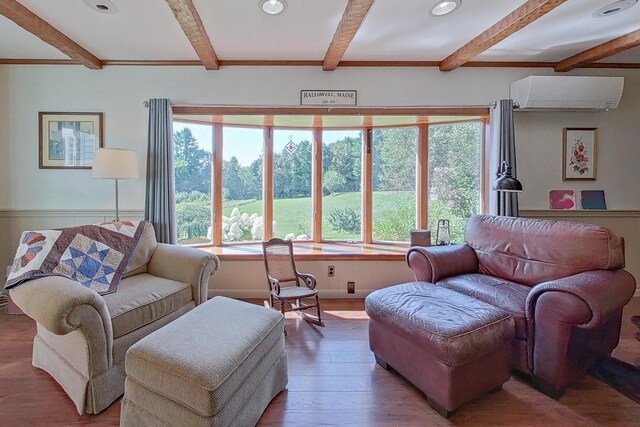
[147, 243, 220, 305]
[10, 276, 114, 368]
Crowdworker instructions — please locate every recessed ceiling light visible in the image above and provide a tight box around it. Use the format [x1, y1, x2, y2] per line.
[429, 0, 462, 17]
[592, 0, 637, 18]
[82, 0, 116, 14]
[260, 0, 287, 16]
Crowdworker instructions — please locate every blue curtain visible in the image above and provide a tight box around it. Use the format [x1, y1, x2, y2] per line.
[144, 99, 176, 243]
[489, 99, 519, 217]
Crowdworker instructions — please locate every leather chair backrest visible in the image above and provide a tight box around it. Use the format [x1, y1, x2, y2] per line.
[464, 214, 625, 286]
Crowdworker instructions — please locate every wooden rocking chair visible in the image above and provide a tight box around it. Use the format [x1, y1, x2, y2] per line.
[262, 238, 324, 330]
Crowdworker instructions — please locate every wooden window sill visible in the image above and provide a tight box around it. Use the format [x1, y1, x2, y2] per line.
[198, 242, 410, 261]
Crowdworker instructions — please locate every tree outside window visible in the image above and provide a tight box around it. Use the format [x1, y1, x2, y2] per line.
[174, 125, 212, 245]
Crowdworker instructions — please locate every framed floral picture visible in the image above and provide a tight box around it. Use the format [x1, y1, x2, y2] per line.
[563, 128, 597, 180]
[39, 112, 103, 169]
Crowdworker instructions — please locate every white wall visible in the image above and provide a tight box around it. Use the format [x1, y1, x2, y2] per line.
[1, 66, 639, 211]
[515, 75, 640, 210]
[1, 65, 638, 295]
[209, 260, 415, 299]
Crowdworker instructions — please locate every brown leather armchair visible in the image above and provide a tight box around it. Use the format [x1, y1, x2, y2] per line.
[406, 214, 636, 398]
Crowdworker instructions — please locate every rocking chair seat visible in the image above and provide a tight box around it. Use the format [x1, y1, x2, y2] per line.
[276, 286, 318, 300]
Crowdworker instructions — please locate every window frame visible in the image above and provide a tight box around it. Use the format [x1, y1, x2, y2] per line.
[172, 108, 488, 247]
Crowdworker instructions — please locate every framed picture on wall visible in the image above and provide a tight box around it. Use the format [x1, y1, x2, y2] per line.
[39, 112, 104, 169]
[562, 127, 597, 180]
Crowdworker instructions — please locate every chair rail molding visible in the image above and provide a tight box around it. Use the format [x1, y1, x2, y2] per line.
[520, 209, 640, 219]
[0, 208, 145, 218]
[0, 209, 146, 272]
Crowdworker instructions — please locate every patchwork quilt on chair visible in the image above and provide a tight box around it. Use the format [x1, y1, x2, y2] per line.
[5, 221, 146, 295]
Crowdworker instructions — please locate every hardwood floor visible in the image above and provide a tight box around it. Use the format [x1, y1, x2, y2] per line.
[0, 298, 638, 426]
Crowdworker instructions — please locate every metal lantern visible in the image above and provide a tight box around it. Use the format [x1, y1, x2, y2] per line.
[436, 219, 451, 246]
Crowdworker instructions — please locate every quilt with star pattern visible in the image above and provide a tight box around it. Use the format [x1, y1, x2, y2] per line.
[4, 220, 146, 295]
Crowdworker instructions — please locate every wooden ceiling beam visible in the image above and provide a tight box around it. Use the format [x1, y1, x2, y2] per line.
[0, 0, 102, 69]
[165, 0, 219, 70]
[322, 0, 375, 71]
[439, 0, 567, 72]
[554, 29, 640, 72]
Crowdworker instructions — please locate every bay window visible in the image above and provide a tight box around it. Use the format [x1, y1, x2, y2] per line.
[173, 110, 486, 247]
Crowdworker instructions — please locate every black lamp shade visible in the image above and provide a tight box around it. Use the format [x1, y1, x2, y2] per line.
[493, 175, 523, 192]
[493, 161, 523, 192]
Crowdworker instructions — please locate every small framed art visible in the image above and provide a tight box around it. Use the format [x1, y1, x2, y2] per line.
[563, 127, 597, 181]
[580, 190, 607, 210]
[39, 112, 104, 169]
[549, 190, 576, 210]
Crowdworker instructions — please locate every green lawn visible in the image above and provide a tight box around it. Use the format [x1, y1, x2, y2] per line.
[223, 191, 416, 241]
[178, 189, 474, 244]
[179, 190, 472, 244]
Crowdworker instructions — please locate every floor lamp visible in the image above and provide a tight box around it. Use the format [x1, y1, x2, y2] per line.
[92, 148, 139, 222]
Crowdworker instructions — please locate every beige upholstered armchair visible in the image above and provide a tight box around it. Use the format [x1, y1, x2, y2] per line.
[9, 223, 220, 415]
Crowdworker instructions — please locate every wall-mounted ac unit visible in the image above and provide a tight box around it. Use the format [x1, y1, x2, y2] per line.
[509, 76, 624, 111]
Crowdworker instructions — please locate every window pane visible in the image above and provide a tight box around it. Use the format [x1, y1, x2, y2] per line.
[372, 128, 418, 241]
[174, 122, 213, 245]
[273, 130, 313, 240]
[322, 130, 362, 241]
[428, 122, 482, 244]
[222, 127, 264, 243]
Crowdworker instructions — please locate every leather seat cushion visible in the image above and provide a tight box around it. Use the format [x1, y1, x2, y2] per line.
[437, 273, 529, 339]
[365, 282, 514, 365]
[104, 273, 193, 338]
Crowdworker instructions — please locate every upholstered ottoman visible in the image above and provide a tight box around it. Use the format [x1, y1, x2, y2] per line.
[365, 282, 514, 417]
[120, 296, 287, 427]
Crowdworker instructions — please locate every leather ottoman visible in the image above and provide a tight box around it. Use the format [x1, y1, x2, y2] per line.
[365, 282, 514, 417]
[120, 297, 288, 427]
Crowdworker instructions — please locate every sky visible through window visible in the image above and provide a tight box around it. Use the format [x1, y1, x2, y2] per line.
[175, 122, 359, 165]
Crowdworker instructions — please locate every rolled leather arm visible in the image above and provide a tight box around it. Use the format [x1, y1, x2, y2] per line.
[525, 270, 635, 391]
[147, 243, 220, 305]
[526, 270, 636, 330]
[10, 276, 113, 369]
[406, 244, 478, 283]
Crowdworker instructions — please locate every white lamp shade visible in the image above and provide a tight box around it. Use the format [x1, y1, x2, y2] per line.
[92, 148, 139, 179]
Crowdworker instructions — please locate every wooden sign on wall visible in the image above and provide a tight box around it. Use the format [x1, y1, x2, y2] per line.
[300, 90, 357, 106]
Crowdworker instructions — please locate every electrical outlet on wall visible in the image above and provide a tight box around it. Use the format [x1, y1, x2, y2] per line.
[347, 281, 355, 294]
[328, 265, 335, 277]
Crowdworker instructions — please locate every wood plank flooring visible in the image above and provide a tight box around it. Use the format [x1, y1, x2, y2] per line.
[0, 298, 638, 426]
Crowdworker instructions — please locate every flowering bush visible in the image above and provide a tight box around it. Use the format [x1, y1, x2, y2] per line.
[222, 207, 284, 242]
[221, 207, 273, 242]
[284, 233, 310, 241]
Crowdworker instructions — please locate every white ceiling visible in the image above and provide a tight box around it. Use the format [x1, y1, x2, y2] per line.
[1, 0, 639, 64]
[346, 0, 528, 61]
[477, 0, 640, 62]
